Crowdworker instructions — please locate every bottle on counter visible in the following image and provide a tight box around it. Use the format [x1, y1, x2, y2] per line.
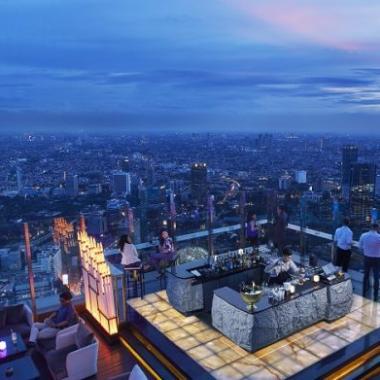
[11, 329, 17, 345]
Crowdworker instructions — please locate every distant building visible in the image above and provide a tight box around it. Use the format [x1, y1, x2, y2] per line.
[350, 163, 376, 223]
[119, 158, 130, 172]
[66, 174, 79, 196]
[278, 175, 292, 190]
[256, 134, 273, 150]
[112, 171, 131, 196]
[106, 199, 129, 235]
[375, 175, 380, 198]
[16, 167, 23, 192]
[85, 210, 108, 236]
[295, 170, 307, 184]
[0, 248, 22, 271]
[342, 145, 358, 200]
[88, 183, 102, 195]
[191, 163, 208, 204]
[53, 218, 81, 295]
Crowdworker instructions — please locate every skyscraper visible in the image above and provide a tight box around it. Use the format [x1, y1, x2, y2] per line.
[342, 145, 358, 200]
[112, 171, 131, 196]
[119, 158, 130, 172]
[66, 174, 79, 196]
[350, 163, 376, 223]
[278, 175, 292, 191]
[295, 170, 307, 184]
[16, 167, 23, 192]
[191, 163, 208, 204]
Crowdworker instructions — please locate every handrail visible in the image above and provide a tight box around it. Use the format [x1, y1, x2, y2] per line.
[132, 219, 361, 251]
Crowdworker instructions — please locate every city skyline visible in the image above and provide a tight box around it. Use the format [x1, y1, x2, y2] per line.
[1, 1, 380, 133]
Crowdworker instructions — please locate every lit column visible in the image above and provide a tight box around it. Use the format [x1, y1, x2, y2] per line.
[78, 231, 118, 335]
[239, 190, 247, 249]
[169, 190, 177, 241]
[207, 194, 215, 257]
[24, 223, 37, 318]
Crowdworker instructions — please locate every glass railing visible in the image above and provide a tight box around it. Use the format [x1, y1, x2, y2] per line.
[0, 211, 370, 315]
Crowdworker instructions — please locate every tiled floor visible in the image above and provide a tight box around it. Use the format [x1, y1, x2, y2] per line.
[128, 291, 379, 380]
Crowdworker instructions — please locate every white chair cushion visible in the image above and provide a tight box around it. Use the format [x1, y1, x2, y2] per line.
[129, 364, 148, 380]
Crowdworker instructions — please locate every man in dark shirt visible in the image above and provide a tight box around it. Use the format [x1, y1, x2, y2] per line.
[28, 291, 77, 346]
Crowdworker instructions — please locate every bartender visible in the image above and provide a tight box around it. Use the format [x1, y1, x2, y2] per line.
[265, 247, 300, 285]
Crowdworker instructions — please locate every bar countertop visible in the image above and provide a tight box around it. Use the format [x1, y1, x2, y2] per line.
[214, 274, 350, 315]
[167, 258, 263, 283]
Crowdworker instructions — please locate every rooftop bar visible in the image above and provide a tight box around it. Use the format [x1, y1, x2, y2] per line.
[166, 246, 353, 353]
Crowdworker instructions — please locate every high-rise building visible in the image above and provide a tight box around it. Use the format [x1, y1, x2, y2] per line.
[342, 145, 358, 200]
[119, 158, 130, 172]
[350, 163, 376, 223]
[53, 218, 81, 295]
[84, 210, 108, 236]
[191, 163, 208, 204]
[295, 170, 307, 184]
[16, 167, 23, 192]
[88, 183, 102, 195]
[112, 171, 131, 196]
[375, 175, 380, 198]
[278, 175, 292, 191]
[66, 174, 79, 196]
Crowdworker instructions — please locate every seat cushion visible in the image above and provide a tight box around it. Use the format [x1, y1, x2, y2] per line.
[8, 323, 31, 338]
[75, 322, 94, 348]
[0, 309, 7, 328]
[45, 344, 77, 380]
[6, 304, 25, 324]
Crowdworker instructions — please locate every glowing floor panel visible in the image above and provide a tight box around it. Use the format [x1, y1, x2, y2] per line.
[128, 292, 379, 379]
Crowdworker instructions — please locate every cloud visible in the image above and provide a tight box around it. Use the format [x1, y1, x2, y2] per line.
[224, 0, 380, 52]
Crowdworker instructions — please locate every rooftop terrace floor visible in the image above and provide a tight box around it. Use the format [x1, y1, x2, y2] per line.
[128, 291, 380, 379]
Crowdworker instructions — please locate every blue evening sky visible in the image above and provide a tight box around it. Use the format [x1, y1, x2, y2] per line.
[1, 0, 380, 133]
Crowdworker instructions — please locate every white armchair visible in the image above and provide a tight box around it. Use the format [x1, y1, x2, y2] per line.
[55, 324, 80, 350]
[45, 322, 98, 380]
[64, 339, 98, 380]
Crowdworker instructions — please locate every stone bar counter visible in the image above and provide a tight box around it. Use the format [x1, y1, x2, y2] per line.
[212, 275, 353, 352]
[166, 258, 263, 313]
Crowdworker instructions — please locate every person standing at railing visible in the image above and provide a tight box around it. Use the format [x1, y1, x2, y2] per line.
[359, 224, 380, 302]
[150, 229, 175, 277]
[118, 235, 141, 268]
[334, 218, 353, 272]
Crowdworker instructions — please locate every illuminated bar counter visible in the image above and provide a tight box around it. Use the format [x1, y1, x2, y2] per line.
[166, 255, 263, 313]
[212, 275, 353, 352]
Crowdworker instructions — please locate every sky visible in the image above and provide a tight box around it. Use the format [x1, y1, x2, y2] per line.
[1, 0, 380, 134]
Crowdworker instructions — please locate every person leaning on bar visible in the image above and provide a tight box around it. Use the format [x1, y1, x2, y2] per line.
[265, 247, 300, 285]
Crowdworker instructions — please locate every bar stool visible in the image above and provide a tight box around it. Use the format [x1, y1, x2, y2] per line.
[160, 253, 178, 289]
[124, 263, 145, 299]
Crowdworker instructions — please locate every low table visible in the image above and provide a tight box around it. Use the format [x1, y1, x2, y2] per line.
[0, 333, 27, 362]
[0, 356, 39, 380]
